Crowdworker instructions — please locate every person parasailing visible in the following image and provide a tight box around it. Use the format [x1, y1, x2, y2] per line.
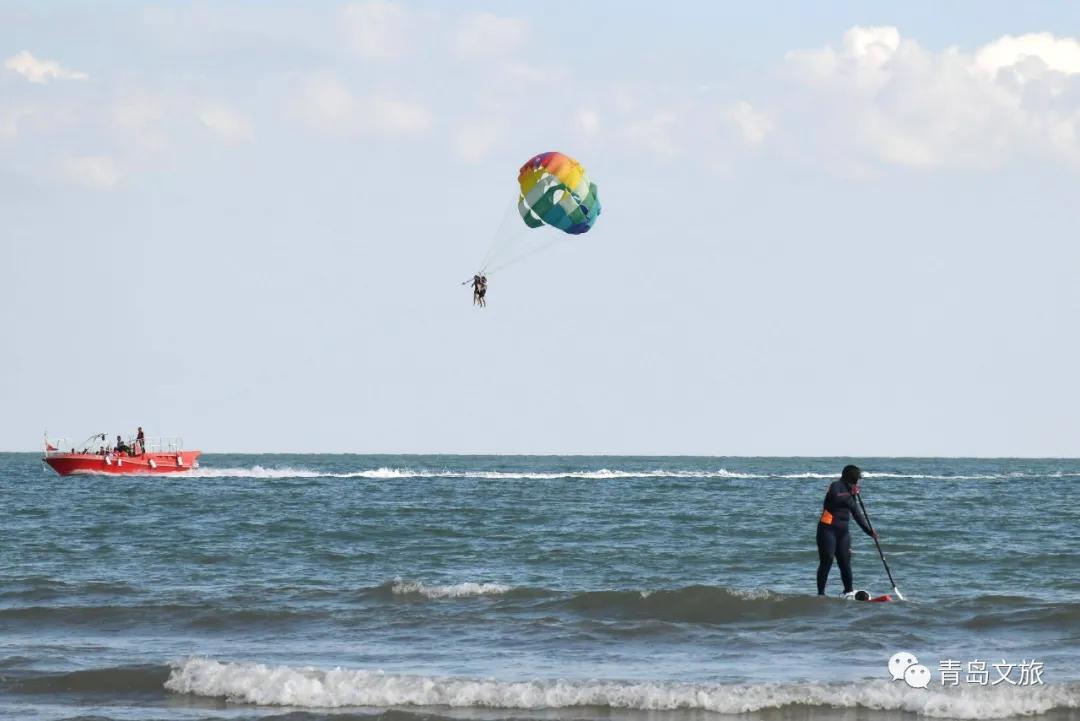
[464, 152, 601, 303]
[467, 274, 488, 307]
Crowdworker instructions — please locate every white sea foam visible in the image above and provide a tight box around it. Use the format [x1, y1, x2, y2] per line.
[726, 587, 775, 600]
[165, 659, 1080, 719]
[180, 465, 1061, 482]
[861, 473, 1006, 480]
[637, 586, 773, 601]
[180, 467, 761, 481]
[773, 472, 837, 479]
[390, 578, 513, 599]
[182, 466, 424, 479]
[779, 472, 1007, 480]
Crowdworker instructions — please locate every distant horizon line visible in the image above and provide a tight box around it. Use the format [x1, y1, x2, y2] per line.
[4, 449, 1079, 460]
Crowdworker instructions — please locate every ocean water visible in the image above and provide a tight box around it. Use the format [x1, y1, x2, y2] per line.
[1, 454, 1078, 721]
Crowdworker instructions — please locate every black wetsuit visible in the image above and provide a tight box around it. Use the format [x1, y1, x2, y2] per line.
[816, 480, 874, 595]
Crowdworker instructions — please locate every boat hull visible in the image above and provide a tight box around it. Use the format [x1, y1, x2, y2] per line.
[44, 451, 201, 476]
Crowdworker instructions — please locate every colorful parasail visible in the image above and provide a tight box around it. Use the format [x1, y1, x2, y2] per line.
[516, 152, 601, 235]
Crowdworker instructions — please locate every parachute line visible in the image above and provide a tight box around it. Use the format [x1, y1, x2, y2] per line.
[477, 193, 530, 275]
[483, 232, 576, 275]
[474, 151, 600, 276]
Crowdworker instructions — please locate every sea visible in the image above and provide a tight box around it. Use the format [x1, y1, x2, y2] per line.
[1, 454, 1078, 721]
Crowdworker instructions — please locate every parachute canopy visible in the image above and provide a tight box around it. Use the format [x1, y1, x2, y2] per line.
[517, 152, 601, 235]
[477, 151, 601, 275]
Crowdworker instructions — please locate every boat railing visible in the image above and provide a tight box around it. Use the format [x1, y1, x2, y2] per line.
[44, 437, 71, 456]
[43, 433, 185, 456]
[142, 436, 185, 453]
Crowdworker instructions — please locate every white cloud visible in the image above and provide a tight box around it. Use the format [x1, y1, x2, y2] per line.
[198, 105, 253, 143]
[787, 26, 903, 93]
[341, 1, 411, 60]
[292, 76, 357, 134]
[610, 94, 771, 162]
[844, 25, 901, 68]
[621, 110, 682, 158]
[975, 33, 1080, 78]
[112, 96, 165, 129]
[783, 26, 1080, 170]
[111, 95, 169, 151]
[292, 75, 431, 137]
[723, 101, 772, 145]
[109, 95, 255, 151]
[5, 51, 88, 83]
[369, 96, 431, 135]
[57, 155, 120, 189]
[0, 106, 32, 139]
[455, 13, 528, 59]
[454, 117, 508, 163]
[578, 109, 600, 136]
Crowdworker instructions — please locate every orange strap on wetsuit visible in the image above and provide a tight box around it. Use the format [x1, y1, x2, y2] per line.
[819, 480, 873, 535]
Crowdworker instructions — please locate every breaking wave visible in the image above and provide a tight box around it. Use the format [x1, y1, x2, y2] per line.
[362, 580, 842, 623]
[386, 578, 514, 599]
[179, 466, 1062, 481]
[165, 658, 1080, 719]
[182, 466, 761, 480]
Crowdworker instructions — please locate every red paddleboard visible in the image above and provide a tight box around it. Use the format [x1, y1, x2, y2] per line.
[846, 590, 894, 602]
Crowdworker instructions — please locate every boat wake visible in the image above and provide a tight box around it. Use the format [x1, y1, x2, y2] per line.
[180, 466, 1071, 481]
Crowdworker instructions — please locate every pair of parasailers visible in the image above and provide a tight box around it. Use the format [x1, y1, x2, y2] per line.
[816, 464, 882, 597]
[470, 274, 488, 307]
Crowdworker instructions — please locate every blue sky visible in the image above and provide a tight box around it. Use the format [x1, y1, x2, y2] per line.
[2, 2, 1079, 455]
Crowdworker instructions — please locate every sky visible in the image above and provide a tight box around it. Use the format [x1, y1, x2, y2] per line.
[2, 1, 1080, 455]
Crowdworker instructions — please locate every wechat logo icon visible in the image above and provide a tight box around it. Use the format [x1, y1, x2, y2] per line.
[889, 652, 930, 689]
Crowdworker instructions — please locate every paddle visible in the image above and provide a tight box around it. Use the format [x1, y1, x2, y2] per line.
[856, 491, 905, 601]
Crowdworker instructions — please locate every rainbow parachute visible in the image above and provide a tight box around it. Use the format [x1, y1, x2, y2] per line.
[474, 151, 601, 277]
[517, 152, 601, 235]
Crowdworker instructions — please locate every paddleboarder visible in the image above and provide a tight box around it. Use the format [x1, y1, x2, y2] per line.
[816, 464, 878, 596]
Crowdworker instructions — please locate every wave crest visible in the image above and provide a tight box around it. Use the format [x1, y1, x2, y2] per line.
[183, 467, 763, 480]
[177, 466, 1074, 481]
[387, 578, 514, 599]
[165, 659, 1080, 719]
[553, 586, 828, 623]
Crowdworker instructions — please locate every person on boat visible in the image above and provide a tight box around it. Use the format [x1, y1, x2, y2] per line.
[816, 464, 878, 596]
[115, 435, 130, 456]
[135, 426, 145, 455]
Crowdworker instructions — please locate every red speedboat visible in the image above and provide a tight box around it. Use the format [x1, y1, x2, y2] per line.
[43, 432, 201, 476]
